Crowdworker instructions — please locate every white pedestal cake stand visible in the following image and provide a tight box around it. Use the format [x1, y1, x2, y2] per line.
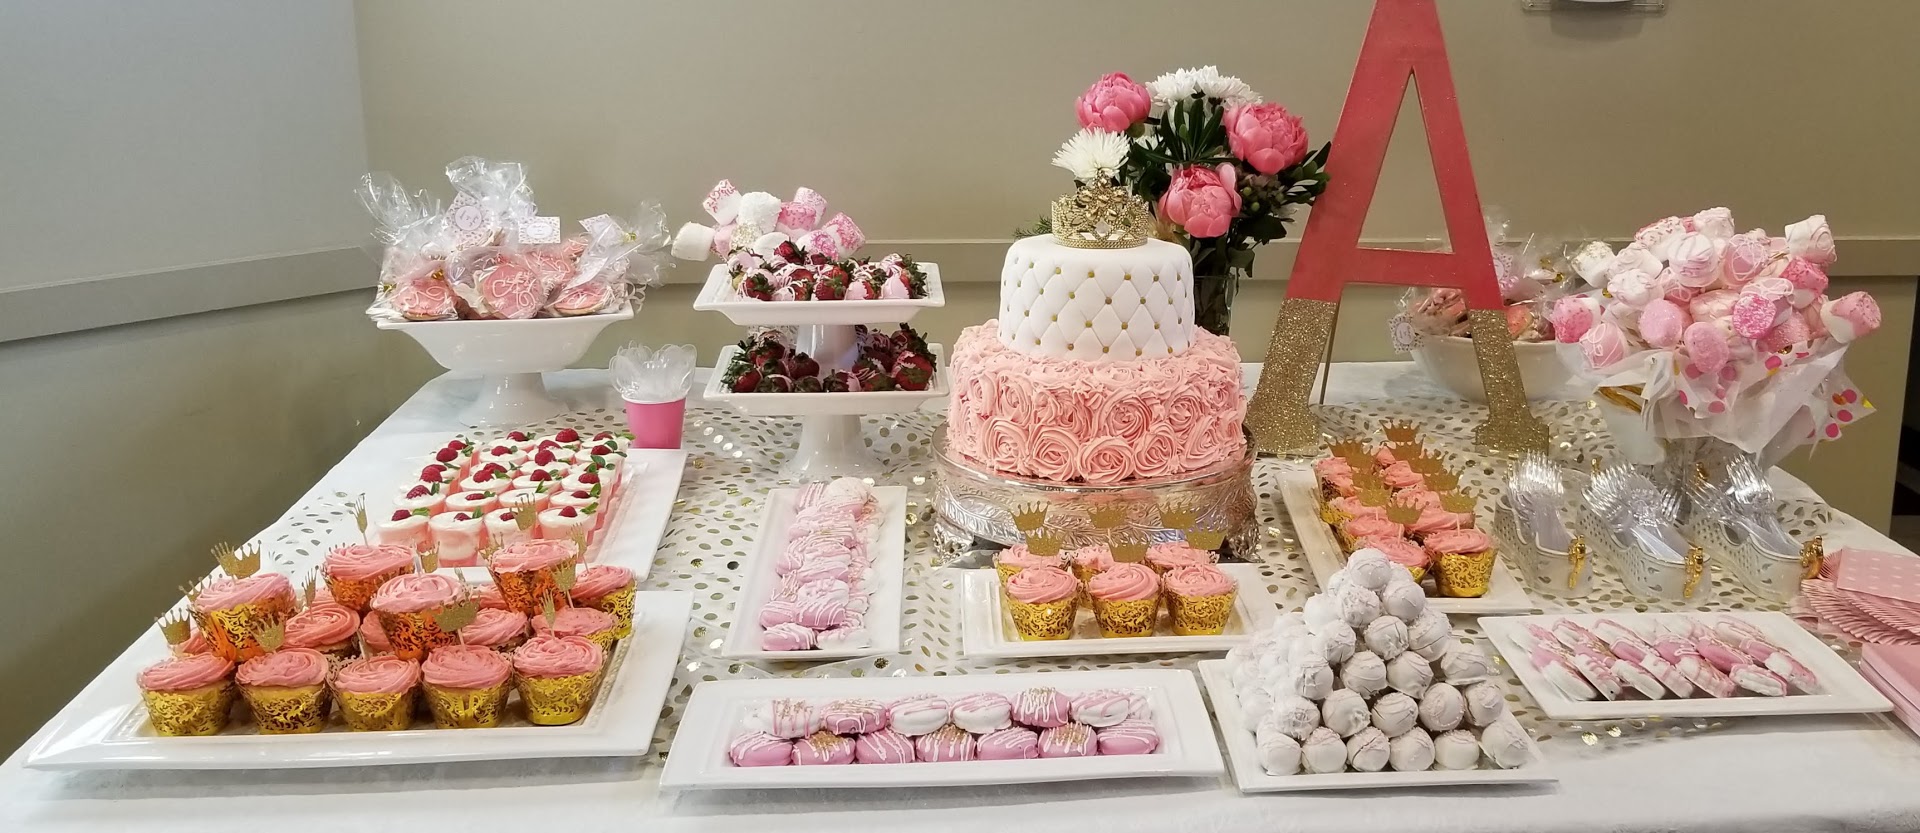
[377, 302, 633, 427]
[693, 262, 946, 477]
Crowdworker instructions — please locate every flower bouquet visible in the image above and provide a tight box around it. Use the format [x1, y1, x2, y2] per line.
[1552, 208, 1879, 465]
[1032, 67, 1330, 335]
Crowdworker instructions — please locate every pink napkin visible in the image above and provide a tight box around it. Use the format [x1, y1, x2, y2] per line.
[1838, 549, 1920, 605]
[1862, 644, 1920, 735]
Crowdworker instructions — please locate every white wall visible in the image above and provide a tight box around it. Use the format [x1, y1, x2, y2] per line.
[0, 0, 368, 291]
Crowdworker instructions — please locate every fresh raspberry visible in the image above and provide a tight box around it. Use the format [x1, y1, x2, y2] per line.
[420, 466, 444, 482]
[555, 428, 580, 443]
[558, 506, 579, 518]
[534, 449, 556, 466]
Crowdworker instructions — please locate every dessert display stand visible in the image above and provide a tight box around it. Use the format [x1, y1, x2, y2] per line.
[378, 302, 634, 427]
[694, 264, 946, 477]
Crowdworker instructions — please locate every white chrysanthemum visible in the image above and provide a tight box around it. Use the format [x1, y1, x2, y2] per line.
[1051, 129, 1131, 181]
[1148, 65, 1260, 108]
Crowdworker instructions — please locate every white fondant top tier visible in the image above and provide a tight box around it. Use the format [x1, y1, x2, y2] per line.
[996, 235, 1195, 362]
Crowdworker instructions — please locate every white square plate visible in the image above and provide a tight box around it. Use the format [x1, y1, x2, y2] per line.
[1278, 465, 1535, 615]
[693, 262, 945, 327]
[1197, 659, 1557, 792]
[957, 564, 1284, 658]
[24, 591, 694, 771]
[1478, 611, 1893, 720]
[658, 669, 1224, 790]
[721, 486, 906, 660]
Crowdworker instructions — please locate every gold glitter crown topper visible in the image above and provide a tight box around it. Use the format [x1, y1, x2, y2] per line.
[1012, 502, 1050, 534]
[1381, 419, 1421, 444]
[158, 611, 193, 648]
[1327, 439, 1372, 468]
[1384, 499, 1422, 526]
[1051, 180, 1153, 249]
[1109, 529, 1149, 561]
[1438, 490, 1477, 514]
[212, 542, 262, 579]
[1088, 504, 1129, 530]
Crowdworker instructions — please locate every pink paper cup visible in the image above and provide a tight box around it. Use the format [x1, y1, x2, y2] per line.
[624, 398, 687, 449]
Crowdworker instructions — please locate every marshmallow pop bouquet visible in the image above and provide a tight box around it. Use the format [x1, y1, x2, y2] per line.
[1550, 209, 1880, 460]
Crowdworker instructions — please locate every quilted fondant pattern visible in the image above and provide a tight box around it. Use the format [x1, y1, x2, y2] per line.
[996, 236, 1195, 362]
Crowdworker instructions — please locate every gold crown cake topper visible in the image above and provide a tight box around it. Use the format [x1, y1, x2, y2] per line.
[1424, 470, 1460, 493]
[1438, 490, 1477, 514]
[1012, 502, 1050, 534]
[212, 542, 262, 579]
[1023, 531, 1064, 558]
[1088, 503, 1129, 530]
[1051, 180, 1153, 249]
[1385, 498, 1422, 526]
[1184, 527, 1227, 552]
[1109, 529, 1149, 561]
[252, 617, 287, 653]
[1327, 439, 1372, 468]
[1381, 419, 1421, 444]
[435, 596, 479, 636]
[158, 610, 193, 648]
[1158, 501, 1200, 532]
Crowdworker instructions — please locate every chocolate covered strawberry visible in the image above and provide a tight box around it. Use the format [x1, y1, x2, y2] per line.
[812, 275, 847, 301]
[740, 271, 775, 301]
[774, 240, 799, 261]
[891, 324, 930, 356]
[785, 351, 821, 379]
[756, 374, 795, 393]
[891, 363, 932, 391]
[823, 371, 856, 392]
[794, 376, 825, 393]
[729, 366, 763, 393]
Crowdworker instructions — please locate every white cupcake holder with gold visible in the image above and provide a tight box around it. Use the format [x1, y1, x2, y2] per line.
[694, 262, 946, 478]
[1197, 659, 1557, 792]
[1478, 611, 1892, 721]
[658, 668, 1224, 790]
[1489, 494, 1594, 598]
[1275, 464, 1536, 615]
[721, 486, 908, 661]
[23, 590, 693, 771]
[377, 301, 635, 428]
[954, 563, 1283, 658]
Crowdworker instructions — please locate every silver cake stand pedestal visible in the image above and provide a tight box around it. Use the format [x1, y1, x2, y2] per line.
[929, 426, 1259, 565]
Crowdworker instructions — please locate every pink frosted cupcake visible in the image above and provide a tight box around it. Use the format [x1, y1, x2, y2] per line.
[471, 583, 509, 611]
[1087, 562, 1161, 638]
[994, 545, 1064, 583]
[530, 606, 620, 652]
[321, 543, 415, 614]
[422, 644, 512, 728]
[191, 573, 296, 662]
[358, 614, 393, 654]
[1340, 516, 1405, 550]
[1423, 529, 1498, 599]
[236, 648, 332, 734]
[1003, 566, 1078, 641]
[1145, 542, 1216, 575]
[569, 565, 637, 638]
[512, 635, 606, 726]
[1359, 535, 1431, 582]
[331, 654, 420, 731]
[1162, 564, 1238, 636]
[369, 572, 465, 661]
[137, 654, 235, 736]
[488, 539, 577, 616]
[282, 603, 360, 659]
[1408, 505, 1473, 539]
[459, 607, 530, 652]
[1379, 461, 1424, 490]
[1069, 544, 1117, 591]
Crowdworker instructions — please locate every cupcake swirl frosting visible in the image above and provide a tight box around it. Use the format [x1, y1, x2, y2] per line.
[1070, 544, 1116, 574]
[1423, 529, 1493, 556]
[236, 648, 329, 687]
[1380, 461, 1423, 490]
[359, 614, 392, 652]
[513, 634, 604, 678]
[1087, 562, 1159, 602]
[530, 607, 617, 639]
[1163, 564, 1236, 597]
[369, 572, 464, 614]
[490, 539, 576, 573]
[1003, 566, 1076, 604]
[1361, 536, 1431, 569]
[138, 653, 233, 692]
[1145, 542, 1215, 572]
[423, 644, 511, 689]
[459, 608, 529, 647]
[333, 655, 421, 695]
[570, 565, 634, 603]
[323, 543, 415, 581]
[284, 604, 359, 649]
[192, 573, 293, 613]
[995, 545, 1063, 571]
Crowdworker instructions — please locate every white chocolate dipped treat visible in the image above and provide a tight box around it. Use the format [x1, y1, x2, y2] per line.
[1388, 727, 1435, 772]
[1270, 695, 1321, 742]
[1335, 583, 1383, 627]
[1345, 726, 1390, 772]
[1320, 689, 1371, 738]
[1301, 727, 1348, 774]
[1254, 718, 1304, 775]
[1313, 621, 1357, 666]
[1462, 680, 1508, 726]
[1438, 642, 1496, 684]
[1364, 616, 1410, 659]
[1340, 651, 1388, 699]
[1369, 691, 1419, 738]
[1433, 728, 1483, 770]
[1418, 682, 1466, 732]
[1386, 651, 1434, 696]
[1344, 549, 1396, 591]
[1478, 715, 1533, 769]
[1380, 580, 1427, 622]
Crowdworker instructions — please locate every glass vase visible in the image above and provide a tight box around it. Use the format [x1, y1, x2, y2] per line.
[1193, 264, 1247, 338]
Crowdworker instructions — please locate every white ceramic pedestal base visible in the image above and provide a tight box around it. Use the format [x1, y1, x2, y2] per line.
[701, 341, 947, 477]
[786, 414, 877, 477]
[461, 372, 569, 427]
[377, 303, 632, 429]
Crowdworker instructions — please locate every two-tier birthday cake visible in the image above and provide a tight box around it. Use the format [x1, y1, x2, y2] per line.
[944, 183, 1247, 486]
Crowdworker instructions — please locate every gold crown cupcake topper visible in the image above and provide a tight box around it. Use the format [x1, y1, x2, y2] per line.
[570, 532, 589, 562]
[1327, 438, 1370, 466]
[540, 593, 559, 630]
[1566, 537, 1587, 589]
[1408, 455, 1445, 476]
[353, 494, 370, 543]
[1439, 491, 1477, 514]
[301, 573, 318, 610]
[1184, 527, 1226, 552]
[1357, 486, 1392, 508]
[434, 597, 478, 636]
[212, 542, 262, 579]
[1385, 499, 1422, 526]
[1393, 440, 1427, 462]
[1109, 529, 1150, 561]
[1352, 471, 1385, 492]
[1023, 531, 1064, 558]
[1381, 419, 1421, 444]
[1424, 471, 1460, 493]
[252, 618, 287, 653]
[554, 561, 578, 596]
[158, 611, 192, 648]
[1051, 180, 1153, 250]
[1088, 503, 1129, 530]
[419, 546, 441, 574]
[1012, 502, 1050, 534]
[1159, 501, 1200, 532]
[512, 497, 539, 532]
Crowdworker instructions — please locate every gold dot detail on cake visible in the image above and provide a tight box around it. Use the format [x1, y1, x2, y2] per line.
[1135, 348, 1143, 356]
[1124, 273, 1132, 280]
[1103, 346, 1110, 353]
[1120, 322, 1128, 330]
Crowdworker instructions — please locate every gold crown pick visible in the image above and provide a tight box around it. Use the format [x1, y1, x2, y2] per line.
[1184, 527, 1226, 551]
[512, 497, 539, 532]
[1158, 501, 1200, 532]
[419, 545, 441, 574]
[1050, 180, 1153, 249]
[1392, 440, 1427, 462]
[1327, 438, 1370, 466]
[212, 542, 262, 579]
[252, 617, 287, 653]
[1424, 471, 1461, 493]
[1109, 528, 1150, 561]
[1384, 498, 1422, 526]
[1357, 486, 1392, 508]
[478, 543, 503, 566]
[554, 561, 578, 597]
[540, 593, 559, 630]
[570, 532, 588, 562]
[301, 573, 318, 610]
[1381, 419, 1421, 444]
[1088, 503, 1129, 530]
[434, 596, 479, 638]
[158, 611, 193, 650]
[354, 493, 370, 543]
[1024, 531, 1064, 558]
[1438, 491, 1478, 514]
[1352, 471, 1386, 492]
[1012, 502, 1050, 534]
[1408, 455, 1445, 476]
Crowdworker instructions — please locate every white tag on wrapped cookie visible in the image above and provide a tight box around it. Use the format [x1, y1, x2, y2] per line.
[446, 192, 499, 250]
[517, 216, 562, 245]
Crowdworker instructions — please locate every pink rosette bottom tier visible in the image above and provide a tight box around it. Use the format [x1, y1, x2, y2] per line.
[944, 323, 1246, 486]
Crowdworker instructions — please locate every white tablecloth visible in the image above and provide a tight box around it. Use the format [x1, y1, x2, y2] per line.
[7, 363, 1919, 833]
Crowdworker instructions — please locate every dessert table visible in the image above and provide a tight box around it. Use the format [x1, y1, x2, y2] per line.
[7, 362, 1920, 833]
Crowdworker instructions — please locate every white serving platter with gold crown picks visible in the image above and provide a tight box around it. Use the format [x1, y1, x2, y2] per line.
[956, 499, 1287, 658]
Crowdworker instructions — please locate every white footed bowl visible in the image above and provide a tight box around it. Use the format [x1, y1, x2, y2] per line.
[377, 304, 631, 426]
[1409, 335, 1577, 403]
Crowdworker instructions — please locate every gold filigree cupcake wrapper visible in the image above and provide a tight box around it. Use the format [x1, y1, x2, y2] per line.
[378, 608, 460, 662]
[1007, 596, 1077, 641]
[514, 669, 603, 726]
[336, 688, 418, 731]
[1090, 596, 1159, 639]
[1166, 590, 1235, 636]
[142, 682, 236, 737]
[240, 683, 332, 734]
[578, 584, 636, 639]
[324, 566, 410, 615]
[1434, 550, 1496, 598]
[422, 680, 511, 729]
[490, 564, 568, 618]
[200, 598, 294, 663]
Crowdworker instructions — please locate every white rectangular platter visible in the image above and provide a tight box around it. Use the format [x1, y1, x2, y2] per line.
[24, 591, 693, 771]
[1197, 659, 1557, 792]
[721, 486, 906, 660]
[694, 262, 945, 326]
[1478, 611, 1893, 721]
[702, 344, 946, 417]
[658, 668, 1224, 790]
[1278, 465, 1535, 615]
[957, 564, 1283, 658]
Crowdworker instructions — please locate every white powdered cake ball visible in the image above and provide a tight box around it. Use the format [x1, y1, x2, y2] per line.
[1478, 715, 1533, 769]
[1255, 719, 1304, 775]
[1340, 650, 1389, 699]
[1323, 568, 1351, 599]
[1238, 686, 1275, 732]
[1386, 651, 1435, 696]
[1287, 636, 1328, 665]
[1346, 726, 1391, 772]
[1369, 690, 1419, 738]
[1439, 642, 1496, 684]
[1273, 611, 1310, 639]
[1271, 695, 1322, 742]
[1313, 621, 1358, 666]
[1336, 583, 1383, 628]
[1364, 616, 1410, 659]
[1388, 727, 1436, 772]
[1385, 561, 1416, 585]
[1303, 594, 1340, 633]
[1344, 549, 1396, 590]
[1408, 608, 1453, 660]
[1320, 688, 1371, 738]
[1380, 580, 1428, 622]
[1302, 727, 1349, 774]
[1418, 682, 1466, 733]
[1226, 645, 1260, 687]
[1291, 654, 1335, 701]
[1433, 728, 1483, 770]
[1462, 680, 1509, 727]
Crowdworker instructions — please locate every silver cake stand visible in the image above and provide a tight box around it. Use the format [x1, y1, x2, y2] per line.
[929, 426, 1259, 565]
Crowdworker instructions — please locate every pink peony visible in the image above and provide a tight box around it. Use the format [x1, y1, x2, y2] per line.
[1158, 164, 1242, 239]
[1222, 103, 1310, 175]
[1076, 72, 1152, 132]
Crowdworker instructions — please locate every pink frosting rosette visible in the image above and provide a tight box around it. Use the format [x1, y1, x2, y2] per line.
[423, 644, 511, 690]
[995, 376, 1036, 426]
[512, 634, 605, 678]
[459, 608, 530, 648]
[1088, 562, 1160, 603]
[1003, 566, 1077, 605]
[139, 654, 233, 692]
[1098, 394, 1153, 443]
[284, 604, 360, 651]
[1182, 415, 1221, 470]
[194, 573, 295, 614]
[325, 543, 417, 582]
[1027, 426, 1081, 482]
[962, 373, 997, 422]
[1164, 390, 1209, 434]
[1075, 436, 1139, 484]
[983, 419, 1032, 473]
[370, 572, 464, 615]
[333, 655, 421, 695]
[1134, 427, 1183, 479]
[491, 539, 576, 573]
[236, 648, 329, 688]
[1162, 564, 1237, 597]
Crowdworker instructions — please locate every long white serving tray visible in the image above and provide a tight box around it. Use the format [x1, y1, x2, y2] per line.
[658, 668, 1224, 790]
[693, 262, 945, 327]
[1478, 611, 1893, 720]
[1197, 659, 1557, 792]
[957, 564, 1284, 658]
[1277, 465, 1535, 615]
[24, 591, 693, 771]
[721, 486, 907, 660]
[702, 344, 946, 417]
